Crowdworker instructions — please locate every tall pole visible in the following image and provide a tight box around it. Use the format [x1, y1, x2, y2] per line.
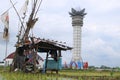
[4, 39, 8, 71]
[69, 8, 87, 69]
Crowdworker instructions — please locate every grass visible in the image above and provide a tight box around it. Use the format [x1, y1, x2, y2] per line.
[0, 67, 120, 80]
[60, 69, 120, 76]
[1, 72, 46, 80]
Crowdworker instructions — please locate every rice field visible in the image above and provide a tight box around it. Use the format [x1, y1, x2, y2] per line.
[0, 67, 120, 80]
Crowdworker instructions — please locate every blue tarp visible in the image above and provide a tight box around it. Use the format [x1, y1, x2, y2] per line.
[45, 58, 62, 70]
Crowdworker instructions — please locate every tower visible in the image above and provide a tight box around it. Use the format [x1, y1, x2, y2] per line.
[69, 8, 86, 69]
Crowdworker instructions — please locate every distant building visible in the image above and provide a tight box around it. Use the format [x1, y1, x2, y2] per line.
[0, 61, 4, 66]
[4, 52, 44, 67]
[4, 52, 14, 66]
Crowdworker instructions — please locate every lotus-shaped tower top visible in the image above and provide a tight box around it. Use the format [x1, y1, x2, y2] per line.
[69, 8, 87, 17]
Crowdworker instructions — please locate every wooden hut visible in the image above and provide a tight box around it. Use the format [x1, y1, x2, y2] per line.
[11, 37, 72, 73]
[33, 37, 72, 73]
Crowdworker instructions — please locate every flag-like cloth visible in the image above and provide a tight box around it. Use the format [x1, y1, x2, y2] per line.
[19, 0, 29, 17]
[1, 11, 9, 39]
[18, 0, 29, 40]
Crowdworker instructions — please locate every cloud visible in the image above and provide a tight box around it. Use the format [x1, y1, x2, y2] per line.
[82, 24, 120, 66]
[42, 0, 68, 8]
[80, 0, 120, 13]
[82, 37, 120, 66]
[33, 12, 73, 45]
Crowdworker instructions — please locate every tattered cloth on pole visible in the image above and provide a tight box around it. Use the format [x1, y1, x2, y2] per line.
[1, 11, 9, 39]
[19, 0, 29, 18]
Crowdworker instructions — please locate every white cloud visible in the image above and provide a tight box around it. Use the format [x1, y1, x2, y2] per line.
[41, 0, 69, 10]
[82, 22, 120, 67]
[83, 23, 120, 39]
[102, 25, 120, 38]
[81, 0, 120, 13]
[82, 37, 120, 66]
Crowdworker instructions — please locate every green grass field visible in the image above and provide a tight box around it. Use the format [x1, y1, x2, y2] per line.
[0, 67, 120, 80]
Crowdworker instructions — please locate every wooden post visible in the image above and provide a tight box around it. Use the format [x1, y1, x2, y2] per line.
[33, 44, 39, 72]
[45, 52, 49, 73]
[58, 50, 61, 57]
[33, 50, 36, 72]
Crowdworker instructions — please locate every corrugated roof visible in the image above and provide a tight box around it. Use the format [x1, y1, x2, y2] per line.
[14, 37, 72, 52]
[34, 37, 72, 52]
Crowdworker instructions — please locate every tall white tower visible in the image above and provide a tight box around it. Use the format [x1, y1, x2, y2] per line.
[69, 8, 86, 69]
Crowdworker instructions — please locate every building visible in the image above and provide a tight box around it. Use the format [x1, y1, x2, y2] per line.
[69, 8, 87, 69]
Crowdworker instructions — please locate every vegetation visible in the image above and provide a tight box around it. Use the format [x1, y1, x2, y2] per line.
[0, 66, 120, 80]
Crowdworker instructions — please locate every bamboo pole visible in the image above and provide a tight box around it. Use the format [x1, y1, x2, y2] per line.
[10, 0, 25, 31]
[34, 0, 42, 18]
[45, 52, 49, 73]
[4, 38, 8, 71]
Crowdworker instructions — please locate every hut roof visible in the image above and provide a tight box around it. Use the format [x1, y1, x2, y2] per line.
[5, 52, 15, 59]
[34, 38, 72, 52]
[19, 37, 72, 52]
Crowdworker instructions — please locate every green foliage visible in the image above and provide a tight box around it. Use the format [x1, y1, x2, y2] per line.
[0, 67, 120, 80]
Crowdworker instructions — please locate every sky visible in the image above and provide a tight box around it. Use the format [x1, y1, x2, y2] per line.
[0, 0, 120, 67]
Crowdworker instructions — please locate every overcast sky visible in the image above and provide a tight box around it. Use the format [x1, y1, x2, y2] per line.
[0, 0, 120, 67]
